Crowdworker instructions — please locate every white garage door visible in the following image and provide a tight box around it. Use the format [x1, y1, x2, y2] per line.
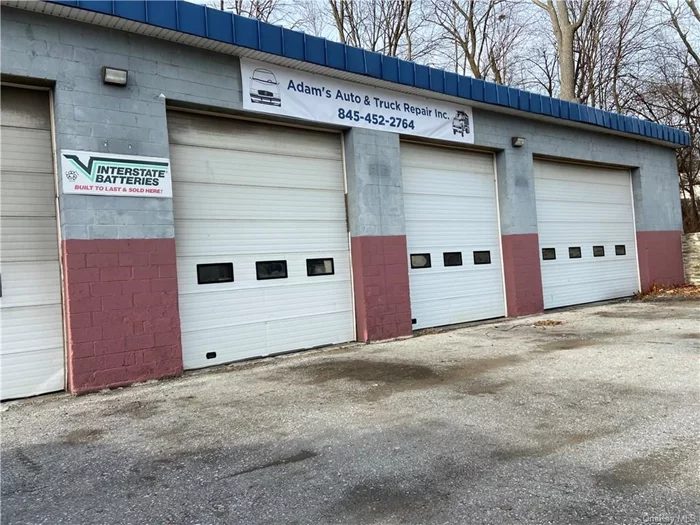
[534, 159, 639, 309]
[401, 142, 505, 330]
[0, 87, 64, 400]
[168, 112, 354, 369]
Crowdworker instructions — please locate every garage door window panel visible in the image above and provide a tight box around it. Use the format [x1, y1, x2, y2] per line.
[307, 258, 334, 276]
[569, 247, 581, 259]
[443, 252, 463, 267]
[411, 254, 432, 269]
[593, 246, 605, 257]
[615, 245, 626, 256]
[196, 263, 234, 284]
[473, 251, 492, 265]
[256, 260, 288, 280]
[542, 248, 556, 260]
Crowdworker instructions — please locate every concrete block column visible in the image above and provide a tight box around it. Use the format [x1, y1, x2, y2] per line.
[55, 82, 184, 392]
[344, 128, 412, 341]
[495, 148, 544, 316]
[44, 32, 184, 393]
[631, 156, 685, 291]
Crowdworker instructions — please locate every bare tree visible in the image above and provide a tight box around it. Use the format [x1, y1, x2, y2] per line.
[326, 0, 417, 59]
[571, 0, 658, 112]
[428, 0, 528, 84]
[660, 0, 700, 69]
[532, 0, 591, 100]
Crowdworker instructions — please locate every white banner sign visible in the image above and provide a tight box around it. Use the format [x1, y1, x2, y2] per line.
[241, 59, 474, 144]
[60, 150, 172, 198]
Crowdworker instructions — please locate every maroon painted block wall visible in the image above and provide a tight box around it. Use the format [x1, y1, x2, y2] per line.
[351, 235, 413, 342]
[62, 238, 183, 394]
[501, 233, 544, 316]
[636, 230, 685, 292]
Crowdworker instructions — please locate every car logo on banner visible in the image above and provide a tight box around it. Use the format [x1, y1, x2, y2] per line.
[60, 150, 173, 198]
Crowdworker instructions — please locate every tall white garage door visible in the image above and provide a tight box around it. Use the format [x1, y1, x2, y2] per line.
[1, 87, 64, 400]
[534, 159, 639, 309]
[401, 142, 505, 330]
[168, 112, 354, 369]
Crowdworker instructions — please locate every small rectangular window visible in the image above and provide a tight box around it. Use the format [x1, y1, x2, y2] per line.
[443, 252, 463, 267]
[256, 260, 288, 280]
[593, 246, 605, 257]
[410, 253, 431, 269]
[568, 247, 581, 259]
[473, 251, 491, 265]
[307, 258, 334, 276]
[542, 248, 556, 260]
[615, 245, 626, 256]
[197, 263, 233, 285]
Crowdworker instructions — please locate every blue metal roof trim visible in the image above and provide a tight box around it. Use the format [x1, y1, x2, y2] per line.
[471, 78, 485, 102]
[257, 21, 281, 55]
[45, 0, 689, 146]
[382, 56, 400, 84]
[444, 71, 458, 97]
[365, 51, 382, 79]
[326, 40, 346, 71]
[282, 28, 304, 61]
[414, 64, 430, 90]
[178, 1, 206, 36]
[430, 69, 445, 93]
[204, 7, 233, 43]
[398, 60, 415, 86]
[304, 35, 326, 66]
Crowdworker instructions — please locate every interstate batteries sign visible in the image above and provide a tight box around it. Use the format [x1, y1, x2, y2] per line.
[241, 59, 474, 144]
[60, 150, 172, 198]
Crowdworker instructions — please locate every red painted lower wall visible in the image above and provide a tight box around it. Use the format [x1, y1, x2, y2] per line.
[351, 235, 413, 342]
[62, 238, 183, 394]
[636, 230, 685, 292]
[501, 233, 544, 316]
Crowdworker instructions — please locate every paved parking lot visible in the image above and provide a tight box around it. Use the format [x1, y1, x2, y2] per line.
[2, 298, 699, 525]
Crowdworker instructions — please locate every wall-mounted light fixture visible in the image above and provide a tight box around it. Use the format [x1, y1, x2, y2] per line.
[102, 66, 128, 86]
[512, 136, 526, 148]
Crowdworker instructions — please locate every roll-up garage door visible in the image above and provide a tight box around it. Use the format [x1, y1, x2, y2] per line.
[1, 87, 64, 400]
[534, 159, 639, 309]
[168, 112, 354, 369]
[401, 142, 505, 330]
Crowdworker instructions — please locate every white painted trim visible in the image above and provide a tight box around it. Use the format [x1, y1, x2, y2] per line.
[340, 131, 357, 340]
[492, 152, 509, 317]
[48, 88, 68, 392]
[629, 169, 642, 293]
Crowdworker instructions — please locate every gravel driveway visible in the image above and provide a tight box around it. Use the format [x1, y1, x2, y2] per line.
[2, 298, 699, 525]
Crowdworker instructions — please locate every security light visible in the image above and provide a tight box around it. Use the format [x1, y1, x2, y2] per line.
[102, 66, 128, 86]
[512, 136, 525, 148]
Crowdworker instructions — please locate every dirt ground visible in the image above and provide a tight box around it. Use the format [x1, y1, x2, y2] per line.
[1, 298, 699, 525]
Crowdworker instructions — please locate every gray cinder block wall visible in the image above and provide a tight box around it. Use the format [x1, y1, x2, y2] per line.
[1, 7, 243, 240]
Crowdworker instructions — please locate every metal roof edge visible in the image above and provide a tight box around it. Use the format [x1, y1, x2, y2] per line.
[8, 0, 690, 148]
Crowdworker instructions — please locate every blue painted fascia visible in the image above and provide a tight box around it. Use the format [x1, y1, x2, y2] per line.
[47, 0, 690, 147]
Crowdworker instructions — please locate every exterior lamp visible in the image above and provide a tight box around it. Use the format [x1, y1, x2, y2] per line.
[102, 66, 128, 86]
[512, 137, 526, 148]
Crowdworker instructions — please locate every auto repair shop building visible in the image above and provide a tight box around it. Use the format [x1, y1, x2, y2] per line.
[0, 0, 689, 400]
